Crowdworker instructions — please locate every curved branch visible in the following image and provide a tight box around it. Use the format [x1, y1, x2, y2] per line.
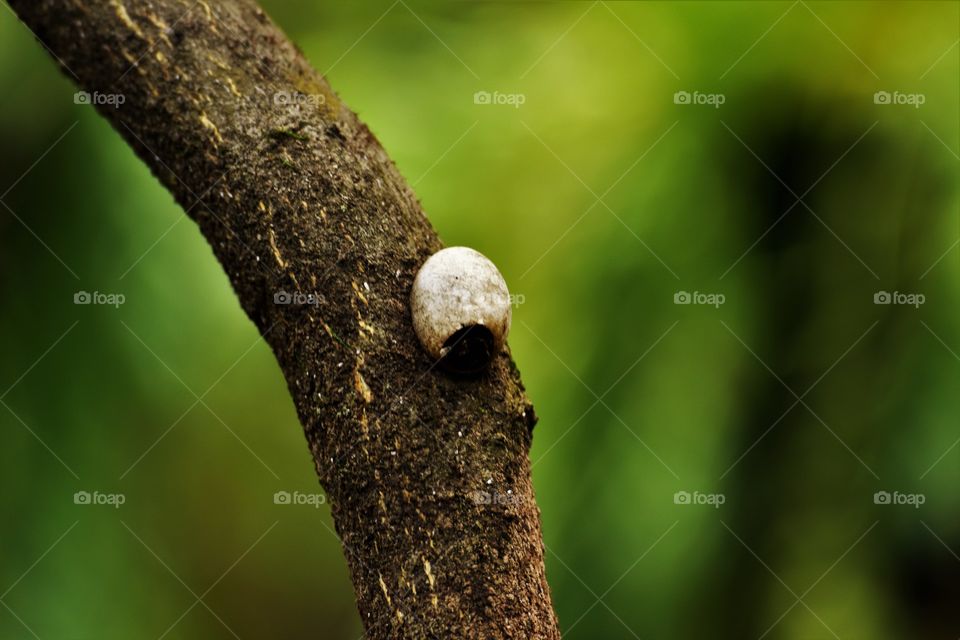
[7, 1, 559, 637]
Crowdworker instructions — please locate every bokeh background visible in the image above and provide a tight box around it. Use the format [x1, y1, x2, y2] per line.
[1, 1, 958, 638]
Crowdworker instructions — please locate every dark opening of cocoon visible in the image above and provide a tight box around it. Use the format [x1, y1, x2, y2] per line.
[440, 324, 496, 375]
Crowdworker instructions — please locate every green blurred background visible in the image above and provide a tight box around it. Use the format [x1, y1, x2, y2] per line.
[1, 1, 958, 638]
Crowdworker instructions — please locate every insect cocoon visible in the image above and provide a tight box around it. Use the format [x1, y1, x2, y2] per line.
[410, 247, 511, 374]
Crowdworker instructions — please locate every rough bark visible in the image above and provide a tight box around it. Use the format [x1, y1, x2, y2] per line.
[7, 1, 560, 638]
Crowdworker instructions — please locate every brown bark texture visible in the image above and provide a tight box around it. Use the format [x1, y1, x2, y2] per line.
[6, 1, 560, 638]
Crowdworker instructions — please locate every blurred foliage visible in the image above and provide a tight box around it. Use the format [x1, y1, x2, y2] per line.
[1, 2, 957, 638]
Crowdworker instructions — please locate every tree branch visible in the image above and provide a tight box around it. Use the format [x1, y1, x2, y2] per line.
[7, 0, 559, 637]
